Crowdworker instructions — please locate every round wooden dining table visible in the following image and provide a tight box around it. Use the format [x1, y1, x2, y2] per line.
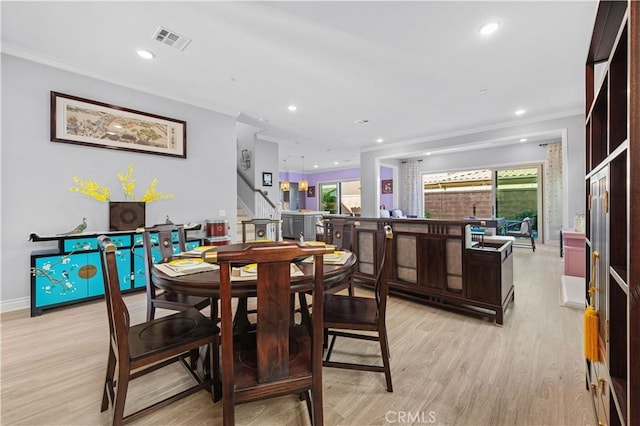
[152, 243, 357, 332]
[151, 244, 357, 299]
[151, 242, 356, 401]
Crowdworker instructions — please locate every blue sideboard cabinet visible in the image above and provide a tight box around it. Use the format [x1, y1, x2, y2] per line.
[29, 227, 201, 316]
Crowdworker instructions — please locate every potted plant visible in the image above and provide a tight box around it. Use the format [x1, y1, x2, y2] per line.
[70, 164, 173, 231]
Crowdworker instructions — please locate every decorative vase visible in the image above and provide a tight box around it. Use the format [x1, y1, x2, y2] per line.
[109, 201, 146, 231]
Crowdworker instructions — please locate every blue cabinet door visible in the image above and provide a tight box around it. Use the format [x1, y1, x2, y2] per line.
[132, 246, 148, 289]
[86, 252, 105, 297]
[87, 249, 131, 296]
[33, 253, 90, 307]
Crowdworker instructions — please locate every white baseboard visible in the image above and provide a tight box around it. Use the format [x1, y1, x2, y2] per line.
[0, 296, 30, 313]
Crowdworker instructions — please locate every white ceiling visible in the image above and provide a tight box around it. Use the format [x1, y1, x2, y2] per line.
[1, 1, 598, 172]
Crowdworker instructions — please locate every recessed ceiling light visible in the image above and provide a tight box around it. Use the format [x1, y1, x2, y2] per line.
[136, 49, 155, 59]
[515, 109, 526, 116]
[376, 138, 384, 143]
[479, 21, 500, 36]
[333, 161, 339, 165]
[519, 138, 528, 142]
[313, 164, 319, 168]
[288, 105, 298, 112]
[425, 152, 432, 156]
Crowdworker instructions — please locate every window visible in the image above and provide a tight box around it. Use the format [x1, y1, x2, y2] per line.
[319, 180, 361, 216]
[422, 166, 541, 240]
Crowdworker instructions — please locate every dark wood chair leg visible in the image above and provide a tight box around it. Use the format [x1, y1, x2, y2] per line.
[312, 385, 323, 426]
[325, 334, 337, 361]
[298, 293, 311, 329]
[379, 328, 393, 392]
[146, 302, 155, 322]
[222, 377, 235, 426]
[212, 339, 221, 402]
[209, 297, 219, 324]
[189, 348, 199, 371]
[101, 345, 117, 412]
[113, 365, 130, 426]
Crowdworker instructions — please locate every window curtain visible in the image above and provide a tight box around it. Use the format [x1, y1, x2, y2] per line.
[544, 143, 563, 241]
[400, 160, 424, 218]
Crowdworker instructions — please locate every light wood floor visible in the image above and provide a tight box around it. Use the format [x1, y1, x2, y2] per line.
[1, 243, 595, 425]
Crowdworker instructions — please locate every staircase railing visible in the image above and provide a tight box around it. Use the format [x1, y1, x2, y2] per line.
[237, 169, 277, 220]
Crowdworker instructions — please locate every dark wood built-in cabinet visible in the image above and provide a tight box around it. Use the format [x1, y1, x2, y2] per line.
[465, 243, 514, 325]
[329, 217, 515, 325]
[417, 235, 447, 290]
[584, 2, 639, 424]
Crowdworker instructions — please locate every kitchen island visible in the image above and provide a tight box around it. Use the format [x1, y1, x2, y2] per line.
[281, 210, 328, 241]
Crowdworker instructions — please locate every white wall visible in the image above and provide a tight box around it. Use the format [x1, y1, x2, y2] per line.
[1, 54, 237, 306]
[254, 139, 279, 206]
[235, 123, 280, 214]
[236, 122, 257, 186]
[419, 142, 547, 173]
[360, 114, 585, 234]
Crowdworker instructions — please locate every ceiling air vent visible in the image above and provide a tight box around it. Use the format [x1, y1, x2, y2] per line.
[152, 26, 191, 51]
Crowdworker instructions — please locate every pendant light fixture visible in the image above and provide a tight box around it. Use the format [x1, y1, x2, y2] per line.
[280, 159, 290, 192]
[298, 155, 309, 192]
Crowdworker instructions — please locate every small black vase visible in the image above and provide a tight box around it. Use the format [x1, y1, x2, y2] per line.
[109, 201, 146, 231]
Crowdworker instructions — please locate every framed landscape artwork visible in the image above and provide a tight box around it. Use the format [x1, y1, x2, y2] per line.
[50, 91, 187, 158]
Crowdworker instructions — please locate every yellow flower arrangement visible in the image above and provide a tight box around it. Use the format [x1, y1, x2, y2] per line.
[70, 164, 173, 203]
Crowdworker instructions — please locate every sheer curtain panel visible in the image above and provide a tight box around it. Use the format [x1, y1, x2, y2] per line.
[400, 160, 424, 218]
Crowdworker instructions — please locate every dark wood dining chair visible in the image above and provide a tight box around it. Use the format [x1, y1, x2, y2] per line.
[204, 242, 331, 426]
[98, 236, 218, 426]
[323, 218, 356, 295]
[323, 225, 394, 392]
[241, 218, 282, 242]
[141, 224, 210, 321]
